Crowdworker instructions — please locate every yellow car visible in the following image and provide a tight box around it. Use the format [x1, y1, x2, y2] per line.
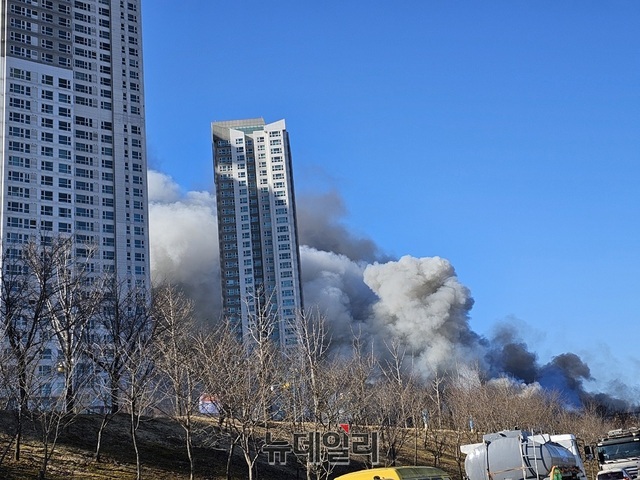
[334, 466, 452, 480]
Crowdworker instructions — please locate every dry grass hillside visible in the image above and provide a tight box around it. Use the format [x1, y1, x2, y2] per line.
[0, 412, 600, 480]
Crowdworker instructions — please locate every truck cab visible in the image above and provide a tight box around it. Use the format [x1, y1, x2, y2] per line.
[592, 429, 640, 479]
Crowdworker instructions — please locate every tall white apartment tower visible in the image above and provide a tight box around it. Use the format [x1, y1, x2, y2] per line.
[0, 0, 151, 287]
[212, 118, 303, 350]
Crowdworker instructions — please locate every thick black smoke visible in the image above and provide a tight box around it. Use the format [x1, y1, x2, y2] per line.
[148, 171, 635, 410]
[485, 322, 632, 410]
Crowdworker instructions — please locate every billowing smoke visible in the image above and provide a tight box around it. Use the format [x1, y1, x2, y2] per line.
[486, 322, 539, 383]
[485, 322, 631, 409]
[298, 246, 376, 354]
[148, 171, 221, 322]
[296, 191, 390, 263]
[538, 353, 593, 406]
[147, 170, 632, 409]
[363, 256, 479, 375]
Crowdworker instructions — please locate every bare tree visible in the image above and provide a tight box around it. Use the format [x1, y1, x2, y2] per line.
[447, 363, 572, 435]
[27, 365, 82, 480]
[0, 235, 108, 477]
[371, 340, 423, 467]
[0, 237, 57, 461]
[121, 320, 157, 480]
[194, 323, 241, 480]
[84, 277, 151, 462]
[289, 308, 330, 422]
[561, 402, 612, 480]
[231, 288, 284, 480]
[35, 237, 103, 414]
[197, 316, 282, 480]
[284, 309, 365, 480]
[153, 284, 202, 480]
[340, 333, 376, 430]
[0, 332, 16, 467]
[248, 287, 285, 430]
[445, 366, 479, 477]
[562, 400, 611, 443]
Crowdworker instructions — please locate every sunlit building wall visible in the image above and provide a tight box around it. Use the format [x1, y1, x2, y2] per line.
[212, 118, 303, 351]
[0, 0, 151, 407]
[0, 0, 150, 285]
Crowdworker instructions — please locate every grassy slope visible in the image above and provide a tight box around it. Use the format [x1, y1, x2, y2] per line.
[0, 412, 498, 480]
[0, 412, 243, 479]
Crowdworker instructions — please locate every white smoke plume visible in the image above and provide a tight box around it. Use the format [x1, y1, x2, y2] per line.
[298, 246, 376, 354]
[363, 256, 479, 375]
[146, 170, 633, 408]
[148, 170, 480, 373]
[148, 171, 221, 322]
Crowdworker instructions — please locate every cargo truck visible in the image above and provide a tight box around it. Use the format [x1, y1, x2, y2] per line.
[586, 428, 640, 479]
[460, 430, 587, 480]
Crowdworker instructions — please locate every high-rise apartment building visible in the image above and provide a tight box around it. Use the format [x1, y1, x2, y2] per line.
[0, 0, 150, 412]
[212, 118, 303, 350]
[0, 0, 150, 287]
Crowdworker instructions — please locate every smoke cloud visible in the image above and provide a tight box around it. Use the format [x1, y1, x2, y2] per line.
[296, 191, 386, 263]
[486, 322, 539, 384]
[148, 171, 221, 322]
[147, 170, 634, 409]
[299, 246, 376, 354]
[363, 256, 479, 375]
[484, 322, 632, 409]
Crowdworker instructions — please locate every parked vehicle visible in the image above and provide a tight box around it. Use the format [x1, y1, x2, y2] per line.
[586, 429, 640, 479]
[460, 430, 587, 480]
[597, 467, 634, 480]
[334, 466, 451, 480]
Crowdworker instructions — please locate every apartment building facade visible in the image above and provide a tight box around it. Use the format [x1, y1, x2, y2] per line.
[212, 118, 303, 351]
[0, 0, 151, 410]
[0, 0, 150, 286]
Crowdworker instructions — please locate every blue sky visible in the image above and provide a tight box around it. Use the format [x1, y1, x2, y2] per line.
[142, 2, 640, 392]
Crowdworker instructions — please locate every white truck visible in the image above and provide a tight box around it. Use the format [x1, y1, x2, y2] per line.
[586, 428, 640, 479]
[461, 430, 588, 480]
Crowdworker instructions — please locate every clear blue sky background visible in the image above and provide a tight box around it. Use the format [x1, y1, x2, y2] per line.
[142, 2, 640, 391]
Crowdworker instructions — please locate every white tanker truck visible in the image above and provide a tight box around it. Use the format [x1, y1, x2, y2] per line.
[461, 430, 588, 480]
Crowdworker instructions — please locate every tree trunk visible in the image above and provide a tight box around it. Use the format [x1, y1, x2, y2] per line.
[185, 425, 194, 480]
[14, 360, 31, 462]
[226, 438, 236, 480]
[94, 415, 111, 462]
[110, 378, 120, 414]
[130, 407, 141, 480]
[13, 424, 21, 462]
[0, 431, 15, 466]
[39, 442, 50, 480]
[65, 379, 74, 414]
[241, 437, 255, 480]
[15, 377, 28, 462]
